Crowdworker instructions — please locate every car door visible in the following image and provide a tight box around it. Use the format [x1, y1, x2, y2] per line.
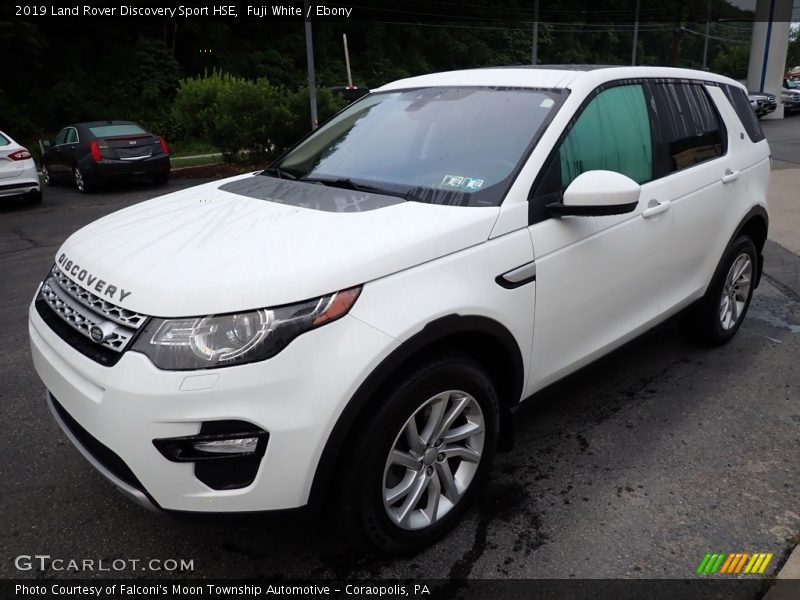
[62, 127, 81, 172]
[526, 83, 672, 391]
[638, 82, 731, 314]
[47, 128, 70, 177]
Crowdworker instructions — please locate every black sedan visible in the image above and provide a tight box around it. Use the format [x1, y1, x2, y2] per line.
[41, 121, 170, 193]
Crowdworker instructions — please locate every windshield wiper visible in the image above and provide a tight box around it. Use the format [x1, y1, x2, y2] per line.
[262, 166, 297, 180]
[301, 176, 423, 203]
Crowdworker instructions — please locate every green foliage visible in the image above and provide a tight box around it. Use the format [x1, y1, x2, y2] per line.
[712, 45, 750, 81]
[172, 71, 344, 162]
[787, 25, 800, 72]
[1, 0, 759, 159]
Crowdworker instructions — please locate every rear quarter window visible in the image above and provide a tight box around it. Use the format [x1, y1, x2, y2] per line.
[0, 133, 9, 146]
[721, 85, 765, 143]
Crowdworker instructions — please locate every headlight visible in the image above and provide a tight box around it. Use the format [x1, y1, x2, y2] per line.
[133, 287, 361, 370]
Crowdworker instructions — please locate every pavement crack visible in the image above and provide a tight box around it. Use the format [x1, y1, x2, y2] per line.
[9, 227, 42, 248]
[763, 272, 800, 304]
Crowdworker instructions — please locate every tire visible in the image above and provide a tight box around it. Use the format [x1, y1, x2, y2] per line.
[339, 356, 499, 554]
[151, 171, 170, 186]
[41, 165, 54, 186]
[682, 235, 758, 346]
[25, 189, 42, 204]
[73, 166, 92, 193]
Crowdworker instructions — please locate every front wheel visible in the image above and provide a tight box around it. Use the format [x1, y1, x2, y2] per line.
[41, 165, 54, 186]
[683, 235, 757, 345]
[339, 356, 499, 554]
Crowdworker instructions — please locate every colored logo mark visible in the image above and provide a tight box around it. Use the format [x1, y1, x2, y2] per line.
[696, 552, 773, 575]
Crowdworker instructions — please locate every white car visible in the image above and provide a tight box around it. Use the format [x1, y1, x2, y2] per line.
[29, 66, 769, 553]
[0, 130, 41, 203]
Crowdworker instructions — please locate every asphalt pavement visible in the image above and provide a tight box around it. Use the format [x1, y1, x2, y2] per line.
[0, 148, 798, 585]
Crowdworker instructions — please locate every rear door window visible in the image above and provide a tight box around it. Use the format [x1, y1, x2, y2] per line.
[721, 85, 765, 143]
[65, 128, 78, 144]
[54, 129, 69, 145]
[646, 83, 725, 177]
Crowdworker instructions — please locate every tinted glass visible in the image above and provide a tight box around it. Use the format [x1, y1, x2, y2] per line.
[54, 128, 69, 145]
[65, 128, 78, 144]
[529, 84, 652, 224]
[560, 84, 653, 187]
[275, 87, 564, 207]
[721, 85, 765, 143]
[88, 124, 146, 137]
[646, 83, 725, 176]
[0, 133, 9, 146]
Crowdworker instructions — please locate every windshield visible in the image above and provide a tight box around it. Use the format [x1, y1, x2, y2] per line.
[272, 86, 564, 207]
[786, 80, 800, 89]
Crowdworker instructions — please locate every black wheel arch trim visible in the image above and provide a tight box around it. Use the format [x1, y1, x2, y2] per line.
[306, 313, 525, 512]
[726, 205, 769, 289]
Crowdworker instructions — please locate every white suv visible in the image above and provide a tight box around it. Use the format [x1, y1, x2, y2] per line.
[29, 66, 770, 553]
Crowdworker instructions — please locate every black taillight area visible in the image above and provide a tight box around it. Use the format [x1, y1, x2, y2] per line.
[153, 421, 268, 491]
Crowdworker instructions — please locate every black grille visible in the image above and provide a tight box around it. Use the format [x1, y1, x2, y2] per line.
[50, 395, 145, 494]
[35, 298, 123, 366]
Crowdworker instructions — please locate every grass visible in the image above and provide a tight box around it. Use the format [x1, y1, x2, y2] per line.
[171, 153, 224, 169]
[168, 139, 219, 157]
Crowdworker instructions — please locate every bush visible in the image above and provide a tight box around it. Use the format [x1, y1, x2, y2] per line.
[171, 71, 346, 163]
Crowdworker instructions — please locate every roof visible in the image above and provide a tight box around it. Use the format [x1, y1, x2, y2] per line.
[374, 65, 742, 93]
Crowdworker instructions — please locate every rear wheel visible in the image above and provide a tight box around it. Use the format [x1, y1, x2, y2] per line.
[73, 166, 92, 193]
[151, 171, 170, 186]
[339, 356, 499, 554]
[683, 235, 757, 345]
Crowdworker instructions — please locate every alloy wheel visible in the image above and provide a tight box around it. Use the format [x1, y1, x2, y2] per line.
[382, 390, 485, 530]
[73, 167, 84, 192]
[719, 253, 752, 330]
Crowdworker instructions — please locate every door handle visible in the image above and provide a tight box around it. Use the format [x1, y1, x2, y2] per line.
[721, 169, 740, 184]
[642, 199, 671, 218]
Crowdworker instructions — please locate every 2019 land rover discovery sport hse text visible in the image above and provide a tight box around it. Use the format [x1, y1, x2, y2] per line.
[29, 66, 770, 554]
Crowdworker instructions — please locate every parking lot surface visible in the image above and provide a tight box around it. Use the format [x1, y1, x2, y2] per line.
[1, 163, 799, 582]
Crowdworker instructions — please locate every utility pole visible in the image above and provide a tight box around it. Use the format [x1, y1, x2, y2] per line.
[668, 0, 685, 67]
[701, 0, 711, 70]
[343, 34, 353, 88]
[531, 0, 539, 65]
[304, 0, 318, 130]
[632, 0, 640, 66]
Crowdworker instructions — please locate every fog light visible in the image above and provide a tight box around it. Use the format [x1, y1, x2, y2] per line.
[192, 437, 258, 455]
[153, 422, 268, 463]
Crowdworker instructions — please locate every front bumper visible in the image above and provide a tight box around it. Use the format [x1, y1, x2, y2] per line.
[29, 302, 396, 513]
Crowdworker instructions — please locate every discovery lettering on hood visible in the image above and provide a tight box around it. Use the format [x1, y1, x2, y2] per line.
[57, 253, 132, 302]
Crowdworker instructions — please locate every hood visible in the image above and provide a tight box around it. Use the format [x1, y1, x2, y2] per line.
[54, 174, 499, 317]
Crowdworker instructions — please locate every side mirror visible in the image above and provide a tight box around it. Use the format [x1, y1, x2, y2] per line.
[547, 170, 641, 217]
[42, 140, 51, 148]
